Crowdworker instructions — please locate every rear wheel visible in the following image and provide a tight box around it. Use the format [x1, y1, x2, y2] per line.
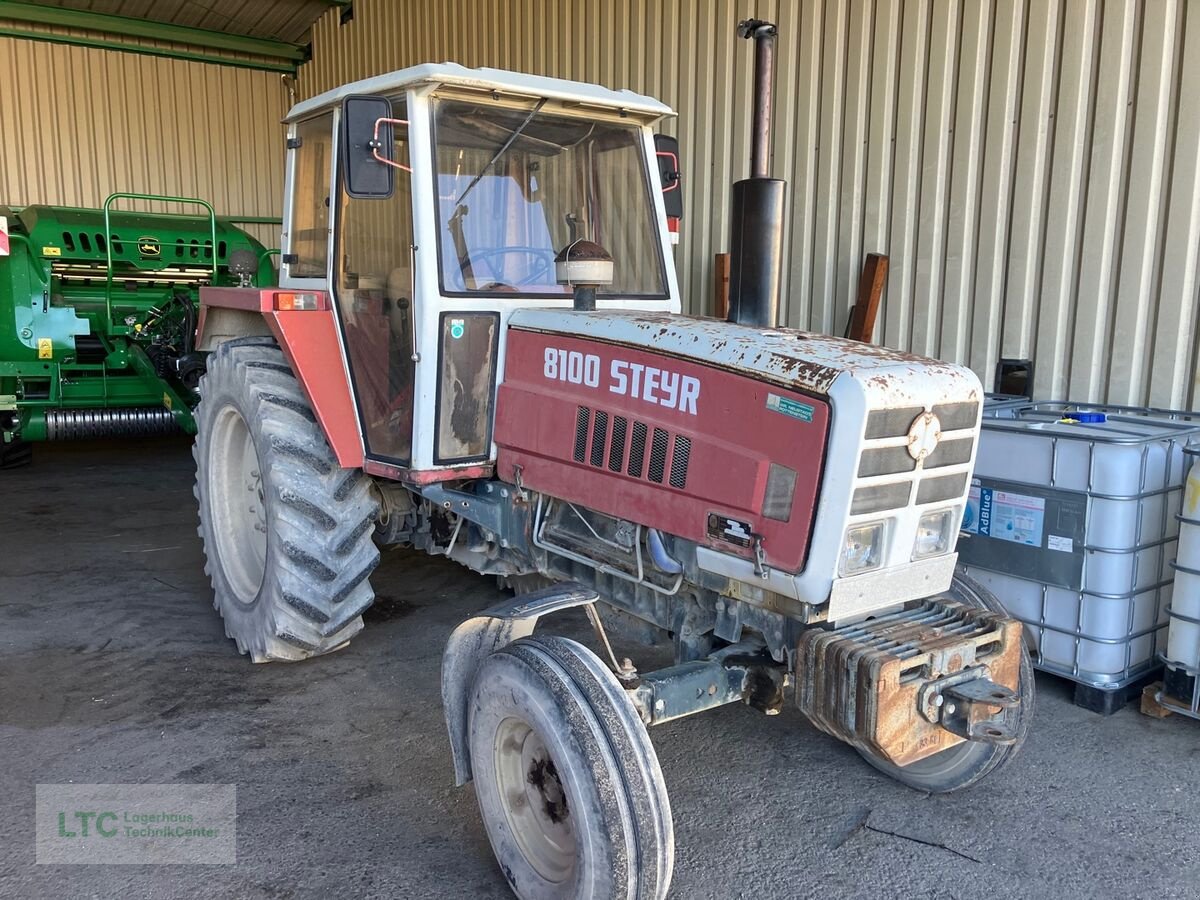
[193, 337, 380, 662]
[856, 570, 1036, 792]
[468, 635, 673, 900]
[0, 439, 32, 469]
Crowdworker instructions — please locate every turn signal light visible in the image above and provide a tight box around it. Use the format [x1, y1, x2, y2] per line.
[273, 291, 323, 311]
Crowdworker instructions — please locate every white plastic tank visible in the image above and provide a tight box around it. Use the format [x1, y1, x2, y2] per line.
[1165, 446, 1200, 710]
[961, 405, 1200, 688]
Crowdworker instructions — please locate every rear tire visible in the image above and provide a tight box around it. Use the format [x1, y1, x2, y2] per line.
[856, 570, 1036, 792]
[193, 337, 379, 662]
[0, 439, 32, 469]
[468, 635, 673, 900]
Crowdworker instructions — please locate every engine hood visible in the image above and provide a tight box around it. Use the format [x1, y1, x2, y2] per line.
[505, 309, 982, 410]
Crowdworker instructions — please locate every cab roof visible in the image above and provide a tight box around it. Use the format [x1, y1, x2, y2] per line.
[288, 62, 675, 122]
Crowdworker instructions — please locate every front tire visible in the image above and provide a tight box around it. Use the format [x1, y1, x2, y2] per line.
[856, 570, 1036, 792]
[193, 338, 380, 662]
[468, 636, 673, 900]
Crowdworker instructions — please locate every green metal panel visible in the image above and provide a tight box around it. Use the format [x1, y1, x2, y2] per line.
[0, 26, 297, 73]
[0, 1, 306, 61]
[0, 194, 277, 444]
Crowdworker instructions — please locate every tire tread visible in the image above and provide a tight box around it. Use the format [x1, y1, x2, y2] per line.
[193, 337, 379, 662]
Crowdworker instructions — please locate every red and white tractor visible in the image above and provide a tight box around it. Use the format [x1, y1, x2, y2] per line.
[194, 22, 1033, 900]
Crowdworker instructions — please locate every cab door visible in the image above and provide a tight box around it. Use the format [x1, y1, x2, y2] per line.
[333, 100, 416, 463]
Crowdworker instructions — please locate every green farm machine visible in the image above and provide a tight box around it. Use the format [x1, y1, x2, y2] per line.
[0, 193, 274, 467]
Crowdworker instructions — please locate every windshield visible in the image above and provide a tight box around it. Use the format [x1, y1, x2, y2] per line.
[432, 98, 667, 297]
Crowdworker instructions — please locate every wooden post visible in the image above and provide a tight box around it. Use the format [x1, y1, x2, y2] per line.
[845, 253, 888, 343]
[714, 252, 730, 319]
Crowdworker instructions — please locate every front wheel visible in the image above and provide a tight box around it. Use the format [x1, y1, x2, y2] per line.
[856, 571, 1036, 792]
[468, 635, 673, 900]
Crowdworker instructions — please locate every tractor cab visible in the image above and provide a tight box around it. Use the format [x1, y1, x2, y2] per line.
[278, 64, 682, 480]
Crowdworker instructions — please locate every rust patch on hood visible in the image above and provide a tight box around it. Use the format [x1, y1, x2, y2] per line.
[509, 310, 978, 398]
[766, 352, 841, 392]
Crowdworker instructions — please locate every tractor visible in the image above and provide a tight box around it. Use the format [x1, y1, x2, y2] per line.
[0, 194, 274, 466]
[193, 22, 1033, 900]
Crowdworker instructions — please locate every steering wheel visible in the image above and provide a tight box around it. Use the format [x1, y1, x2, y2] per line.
[470, 246, 556, 287]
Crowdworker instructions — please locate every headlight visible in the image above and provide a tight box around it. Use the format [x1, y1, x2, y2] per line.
[841, 522, 885, 576]
[913, 509, 954, 559]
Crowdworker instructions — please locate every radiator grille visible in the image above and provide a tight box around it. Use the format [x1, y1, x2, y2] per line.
[609, 416, 627, 472]
[648, 428, 669, 483]
[572, 406, 690, 490]
[925, 437, 974, 469]
[573, 407, 590, 463]
[628, 421, 647, 478]
[858, 446, 917, 478]
[864, 407, 924, 440]
[916, 473, 968, 505]
[935, 401, 980, 431]
[853, 400, 979, 516]
[670, 435, 691, 488]
[851, 482, 912, 515]
[591, 412, 609, 468]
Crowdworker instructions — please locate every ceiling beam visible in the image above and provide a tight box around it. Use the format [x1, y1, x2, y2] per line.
[0, 26, 296, 73]
[0, 0, 306, 62]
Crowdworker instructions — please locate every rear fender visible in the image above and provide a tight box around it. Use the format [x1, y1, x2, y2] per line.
[198, 287, 363, 468]
[442, 582, 598, 786]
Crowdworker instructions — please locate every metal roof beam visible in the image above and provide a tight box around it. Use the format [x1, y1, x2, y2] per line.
[0, 27, 296, 73]
[0, 0, 306, 61]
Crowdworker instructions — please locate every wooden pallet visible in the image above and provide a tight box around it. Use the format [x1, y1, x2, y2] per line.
[1140, 682, 1200, 721]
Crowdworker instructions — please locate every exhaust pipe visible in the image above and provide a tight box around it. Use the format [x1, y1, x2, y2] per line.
[727, 19, 785, 329]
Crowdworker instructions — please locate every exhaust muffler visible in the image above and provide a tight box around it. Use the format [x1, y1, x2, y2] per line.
[727, 20, 785, 330]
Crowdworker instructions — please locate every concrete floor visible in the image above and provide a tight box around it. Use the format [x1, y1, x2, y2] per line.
[2, 438, 1199, 899]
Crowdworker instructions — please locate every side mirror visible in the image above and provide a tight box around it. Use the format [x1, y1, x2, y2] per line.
[654, 134, 683, 220]
[341, 95, 395, 199]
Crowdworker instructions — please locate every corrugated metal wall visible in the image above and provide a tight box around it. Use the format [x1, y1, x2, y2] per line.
[0, 35, 289, 248]
[301, 0, 1200, 408]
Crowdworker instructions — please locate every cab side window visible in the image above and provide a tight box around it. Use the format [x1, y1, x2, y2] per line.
[335, 104, 415, 462]
[288, 113, 334, 278]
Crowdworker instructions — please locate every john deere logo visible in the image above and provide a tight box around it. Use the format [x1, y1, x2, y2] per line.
[137, 237, 161, 258]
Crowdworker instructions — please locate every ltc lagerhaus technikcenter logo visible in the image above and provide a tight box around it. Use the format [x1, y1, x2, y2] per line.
[35, 784, 236, 864]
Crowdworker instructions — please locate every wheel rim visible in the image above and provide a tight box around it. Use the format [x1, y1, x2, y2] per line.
[208, 405, 268, 606]
[493, 716, 576, 884]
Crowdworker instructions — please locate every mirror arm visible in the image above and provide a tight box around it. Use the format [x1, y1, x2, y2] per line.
[656, 150, 680, 192]
[371, 117, 412, 172]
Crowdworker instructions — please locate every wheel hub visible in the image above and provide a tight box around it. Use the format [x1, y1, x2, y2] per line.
[208, 405, 268, 606]
[494, 717, 575, 883]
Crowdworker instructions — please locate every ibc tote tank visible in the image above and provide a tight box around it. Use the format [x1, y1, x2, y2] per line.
[1165, 446, 1200, 714]
[960, 403, 1200, 705]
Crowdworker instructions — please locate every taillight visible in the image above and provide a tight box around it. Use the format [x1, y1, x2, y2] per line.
[273, 291, 324, 311]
